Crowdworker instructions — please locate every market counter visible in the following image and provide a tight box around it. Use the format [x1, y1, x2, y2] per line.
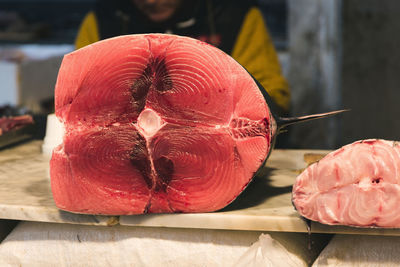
[1, 141, 400, 266]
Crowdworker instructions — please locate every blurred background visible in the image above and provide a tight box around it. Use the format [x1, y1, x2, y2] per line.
[0, 0, 399, 149]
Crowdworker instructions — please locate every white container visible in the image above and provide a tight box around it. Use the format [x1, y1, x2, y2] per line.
[42, 113, 64, 158]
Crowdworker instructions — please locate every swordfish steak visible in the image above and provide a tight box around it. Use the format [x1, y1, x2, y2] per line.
[50, 34, 274, 215]
[292, 139, 400, 228]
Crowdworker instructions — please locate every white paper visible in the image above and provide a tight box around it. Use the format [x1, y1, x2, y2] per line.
[0, 221, 261, 267]
[313, 234, 400, 267]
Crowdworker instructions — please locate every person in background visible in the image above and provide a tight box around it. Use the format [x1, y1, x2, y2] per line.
[75, 0, 290, 114]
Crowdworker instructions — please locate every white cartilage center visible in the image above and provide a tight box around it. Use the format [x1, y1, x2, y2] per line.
[137, 108, 163, 137]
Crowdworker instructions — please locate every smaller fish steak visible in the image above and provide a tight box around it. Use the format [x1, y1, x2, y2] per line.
[292, 139, 400, 228]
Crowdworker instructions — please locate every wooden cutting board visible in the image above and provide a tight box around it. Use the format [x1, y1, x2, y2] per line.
[1, 141, 400, 236]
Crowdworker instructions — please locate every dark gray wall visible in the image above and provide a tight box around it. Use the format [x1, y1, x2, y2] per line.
[341, 0, 400, 144]
[287, 0, 400, 149]
[287, 0, 342, 149]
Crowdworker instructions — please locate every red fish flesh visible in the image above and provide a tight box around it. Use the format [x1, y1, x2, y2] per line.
[0, 115, 33, 135]
[292, 139, 400, 228]
[51, 34, 342, 215]
[50, 34, 278, 214]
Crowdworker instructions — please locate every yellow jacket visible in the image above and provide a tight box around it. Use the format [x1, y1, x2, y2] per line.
[75, 5, 290, 112]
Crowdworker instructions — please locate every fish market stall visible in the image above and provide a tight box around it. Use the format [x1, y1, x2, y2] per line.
[1, 140, 400, 266]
